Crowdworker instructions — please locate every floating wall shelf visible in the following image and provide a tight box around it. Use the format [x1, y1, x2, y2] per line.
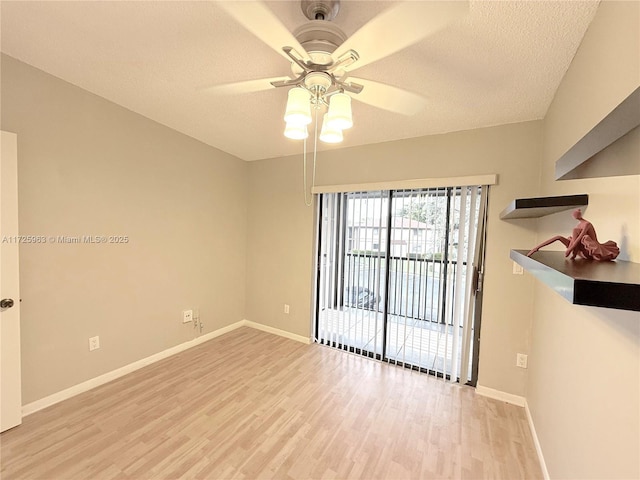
[555, 86, 640, 180]
[500, 194, 588, 220]
[511, 249, 640, 312]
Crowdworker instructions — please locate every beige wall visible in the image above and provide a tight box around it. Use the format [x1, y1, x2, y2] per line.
[247, 120, 543, 397]
[1, 55, 248, 404]
[527, 1, 640, 478]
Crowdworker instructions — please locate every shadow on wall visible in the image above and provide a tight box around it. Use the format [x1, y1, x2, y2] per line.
[591, 304, 640, 344]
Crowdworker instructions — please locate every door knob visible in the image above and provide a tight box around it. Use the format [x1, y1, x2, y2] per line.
[1, 299, 14, 309]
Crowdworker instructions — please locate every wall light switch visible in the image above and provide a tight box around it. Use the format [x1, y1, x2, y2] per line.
[89, 336, 100, 351]
[512, 261, 524, 275]
[516, 353, 528, 368]
[284, 304, 290, 314]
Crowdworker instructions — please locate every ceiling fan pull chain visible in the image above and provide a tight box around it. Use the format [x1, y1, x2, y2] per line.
[311, 107, 318, 199]
[303, 136, 311, 207]
[303, 107, 320, 207]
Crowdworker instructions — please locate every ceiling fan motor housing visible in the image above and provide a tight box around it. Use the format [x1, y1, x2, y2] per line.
[293, 21, 347, 58]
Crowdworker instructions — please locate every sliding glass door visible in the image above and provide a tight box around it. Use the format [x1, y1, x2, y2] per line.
[315, 185, 488, 384]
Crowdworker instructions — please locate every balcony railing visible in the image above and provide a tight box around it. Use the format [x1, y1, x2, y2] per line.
[334, 252, 466, 326]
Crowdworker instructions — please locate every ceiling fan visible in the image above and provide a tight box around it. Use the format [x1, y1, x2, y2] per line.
[213, 0, 469, 117]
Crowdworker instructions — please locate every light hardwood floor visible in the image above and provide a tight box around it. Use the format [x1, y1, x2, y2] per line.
[1, 327, 542, 479]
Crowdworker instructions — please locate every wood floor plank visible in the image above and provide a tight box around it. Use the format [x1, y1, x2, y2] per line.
[1, 327, 542, 479]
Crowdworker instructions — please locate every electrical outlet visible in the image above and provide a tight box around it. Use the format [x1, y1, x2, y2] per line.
[516, 353, 528, 368]
[284, 304, 290, 314]
[89, 336, 100, 351]
[512, 261, 524, 275]
[183, 309, 193, 323]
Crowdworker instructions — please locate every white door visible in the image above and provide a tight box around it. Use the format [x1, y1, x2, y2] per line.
[1, 131, 22, 432]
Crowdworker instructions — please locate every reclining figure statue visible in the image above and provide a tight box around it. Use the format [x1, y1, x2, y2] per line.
[527, 209, 619, 261]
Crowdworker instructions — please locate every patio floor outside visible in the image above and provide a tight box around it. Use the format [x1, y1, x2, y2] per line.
[316, 307, 471, 380]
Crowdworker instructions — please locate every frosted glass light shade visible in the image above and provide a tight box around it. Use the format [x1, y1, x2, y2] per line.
[284, 122, 309, 140]
[319, 114, 343, 143]
[327, 93, 352, 130]
[284, 88, 312, 126]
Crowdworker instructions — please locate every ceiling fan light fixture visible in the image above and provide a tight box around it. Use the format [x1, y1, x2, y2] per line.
[327, 92, 352, 130]
[284, 122, 309, 140]
[284, 87, 312, 126]
[319, 113, 343, 143]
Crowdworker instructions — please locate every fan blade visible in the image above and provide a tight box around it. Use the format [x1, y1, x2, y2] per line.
[218, 1, 310, 63]
[333, 1, 469, 71]
[348, 77, 427, 115]
[200, 77, 291, 95]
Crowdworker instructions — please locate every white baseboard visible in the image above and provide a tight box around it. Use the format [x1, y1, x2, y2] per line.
[475, 387, 548, 478]
[242, 320, 311, 345]
[22, 320, 246, 417]
[525, 400, 550, 480]
[22, 320, 310, 417]
[475, 384, 526, 407]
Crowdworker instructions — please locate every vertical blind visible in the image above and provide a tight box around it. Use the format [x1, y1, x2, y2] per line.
[315, 185, 488, 382]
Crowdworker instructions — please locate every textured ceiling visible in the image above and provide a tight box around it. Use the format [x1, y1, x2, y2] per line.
[1, 1, 600, 161]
